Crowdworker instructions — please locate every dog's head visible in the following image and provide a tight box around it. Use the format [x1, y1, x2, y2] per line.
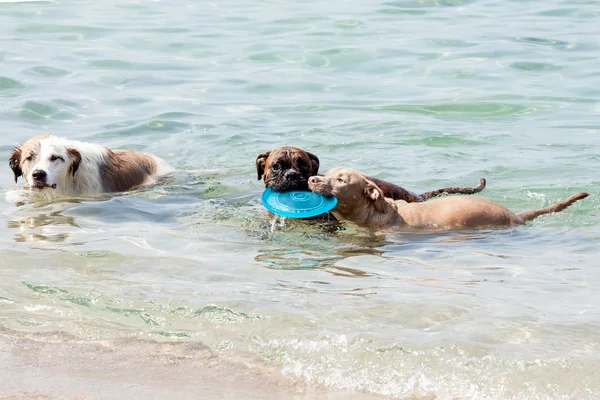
[308, 167, 386, 219]
[9, 135, 81, 194]
[256, 146, 320, 192]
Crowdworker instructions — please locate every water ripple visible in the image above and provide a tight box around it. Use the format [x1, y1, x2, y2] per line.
[0, 76, 26, 90]
[372, 102, 532, 117]
[24, 65, 73, 77]
[510, 61, 563, 72]
[17, 100, 82, 122]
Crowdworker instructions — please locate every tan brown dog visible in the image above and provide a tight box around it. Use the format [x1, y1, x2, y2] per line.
[308, 167, 589, 230]
[256, 146, 486, 201]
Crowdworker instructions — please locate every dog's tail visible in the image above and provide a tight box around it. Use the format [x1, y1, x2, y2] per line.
[420, 178, 486, 200]
[516, 192, 589, 222]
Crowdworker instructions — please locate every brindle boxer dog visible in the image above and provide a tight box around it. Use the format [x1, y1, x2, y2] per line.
[256, 146, 486, 202]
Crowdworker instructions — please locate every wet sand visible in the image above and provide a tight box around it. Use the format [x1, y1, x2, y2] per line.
[0, 328, 387, 400]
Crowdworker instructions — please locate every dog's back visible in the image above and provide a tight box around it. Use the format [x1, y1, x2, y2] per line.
[397, 196, 522, 229]
[100, 150, 172, 192]
[396, 193, 588, 230]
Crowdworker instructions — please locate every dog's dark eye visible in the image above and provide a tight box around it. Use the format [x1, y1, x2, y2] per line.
[337, 178, 346, 184]
[50, 155, 64, 162]
[272, 163, 281, 171]
[25, 155, 34, 162]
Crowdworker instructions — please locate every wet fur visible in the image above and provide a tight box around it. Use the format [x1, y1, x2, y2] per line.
[256, 147, 486, 201]
[256, 147, 320, 192]
[9, 135, 173, 196]
[100, 150, 162, 192]
[309, 167, 589, 231]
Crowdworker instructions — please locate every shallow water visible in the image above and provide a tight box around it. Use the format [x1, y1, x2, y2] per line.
[1, 0, 599, 398]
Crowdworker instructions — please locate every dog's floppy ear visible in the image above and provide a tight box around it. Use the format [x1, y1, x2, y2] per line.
[67, 148, 81, 177]
[8, 148, 23, 183]
[306, 151, 320, 175]
[364, 181, 385, 213]
[256, 151, 270, 180]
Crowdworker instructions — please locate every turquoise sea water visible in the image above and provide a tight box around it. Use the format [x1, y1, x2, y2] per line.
[1, 0, 599, 398]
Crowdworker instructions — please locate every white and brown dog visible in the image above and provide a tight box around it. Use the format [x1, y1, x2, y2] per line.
[8, 135, 174, 196]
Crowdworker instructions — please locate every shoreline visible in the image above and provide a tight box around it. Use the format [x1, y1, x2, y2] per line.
[0, 328, 386, 400]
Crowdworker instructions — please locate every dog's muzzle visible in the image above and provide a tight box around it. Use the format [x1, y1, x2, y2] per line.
[31, 169, 56, 189]
[308, 176, 330, 195]
[267, 169, 309, 192]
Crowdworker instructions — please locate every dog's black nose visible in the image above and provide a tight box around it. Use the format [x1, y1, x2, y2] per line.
[284, 169, 301, 180]
[32, 170, 47, 181]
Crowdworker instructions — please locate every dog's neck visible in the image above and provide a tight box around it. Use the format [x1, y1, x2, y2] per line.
[333, 197, 406, 230]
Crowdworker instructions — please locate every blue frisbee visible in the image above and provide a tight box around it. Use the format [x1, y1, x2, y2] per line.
[261, 188, 338, 218]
